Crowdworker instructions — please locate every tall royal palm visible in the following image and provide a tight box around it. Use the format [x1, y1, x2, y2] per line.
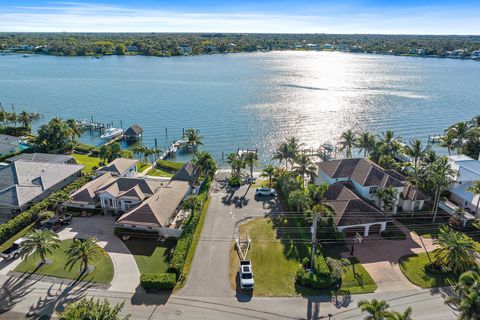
[260, 164, 276, 187]
[293, 154, 317, 184]
[355, 132, 376, 158]
[404, 139, 429, 185]
[429, 157, 456, 221]
[447, 121, 471, 153]
[243, 152, 258, 182]
[20, 229, 61, 265]
[65, 237, 102, 274]
[184, 128, 203, 157]
[66, 118, 84, 150]
[338, 129, 355, 159]
[434, 225, 478, 274]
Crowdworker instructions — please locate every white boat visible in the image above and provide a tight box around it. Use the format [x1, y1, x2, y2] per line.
[472, 51, 480, 60]
[100, 127, 124, 140]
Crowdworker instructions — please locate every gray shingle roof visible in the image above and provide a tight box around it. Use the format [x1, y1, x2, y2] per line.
[95, 158, 138, 176]
[7, 153, 75, 164]
[172, 163, 198, 183]
[69, 172, 116, 204]
[0, 161, 84, 208]
[124, 124, 143, 137]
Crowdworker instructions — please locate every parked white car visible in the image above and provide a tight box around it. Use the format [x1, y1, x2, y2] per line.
[0, 238, 25, 260]
[255, 187, 276, 196]
[239, 260, 254, 290]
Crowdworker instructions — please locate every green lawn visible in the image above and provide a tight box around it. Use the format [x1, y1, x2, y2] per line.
[71, 153, 101, 173]
[122, 237, 176, 274]
[136, 162, 150, 173]
[399, 252, 457, 288]
[146, 168, 174, 177]
[0, 223, 36, 253]
[230, 218, 377, 296]
[15, 239, 114, 284]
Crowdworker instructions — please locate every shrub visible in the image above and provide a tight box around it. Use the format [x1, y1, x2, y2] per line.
[74, 142, 95, 154]
[0, 126, 30, 136]
[140, 273, 176, 290]
[0, 175, 91, 245]
[156, 159, 184, 172]
[295, 254, 334, 289]
[227, 175, 241, 187]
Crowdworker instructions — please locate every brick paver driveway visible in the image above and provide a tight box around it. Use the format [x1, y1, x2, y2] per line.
[344, 222, 437, 292]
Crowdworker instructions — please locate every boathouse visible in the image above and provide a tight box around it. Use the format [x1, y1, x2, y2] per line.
[124, 124, 143, 142]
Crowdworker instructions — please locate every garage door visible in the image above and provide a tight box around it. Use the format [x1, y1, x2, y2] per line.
[342, 226, 365, 237]
[369, 224, 382, 234]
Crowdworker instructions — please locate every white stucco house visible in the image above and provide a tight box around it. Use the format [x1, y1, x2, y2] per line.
[447, 154, 480, 216]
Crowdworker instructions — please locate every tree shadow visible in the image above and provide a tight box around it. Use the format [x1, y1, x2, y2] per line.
[0, 273, 40, 314]
[25, 272, 95, 319]
[130, 285, 171, 306]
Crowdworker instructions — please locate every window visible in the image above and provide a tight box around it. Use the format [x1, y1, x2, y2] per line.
[414, 201, 421, 210]
[369, 187, 378, 195]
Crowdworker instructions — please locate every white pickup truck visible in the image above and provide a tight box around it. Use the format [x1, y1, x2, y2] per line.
[239, 260, 254, 290]
[0, 238, 25, 260]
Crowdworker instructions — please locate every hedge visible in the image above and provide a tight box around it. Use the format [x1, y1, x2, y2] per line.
[140, 273, 176, 290]
[295, 254, 333, 289]
[156, 159, 184, 172]
[0, 175, 91, 245]
[169, 178, 210, 275]
[0, 126, 30, 136]
[74, 142, 95, 154]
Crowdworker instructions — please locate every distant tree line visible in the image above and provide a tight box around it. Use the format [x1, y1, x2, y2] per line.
[1, 33, 480, 57]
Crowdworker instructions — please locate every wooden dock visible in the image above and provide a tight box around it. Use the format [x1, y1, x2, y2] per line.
[158, 139, 187, 160]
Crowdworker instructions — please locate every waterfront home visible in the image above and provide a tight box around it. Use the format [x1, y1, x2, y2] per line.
[323, 43, 334, 50]
[315, 158, 427, 214]
[325, 183, 391, 236]
[179, 44, 192, 55]
[472, 51, 480, 60]
[446, 154, 480, 215]
[172, 162, 199, 185]
[6, 153, 76, 165]
[305, 43, 319, 50]
[0, 161, 83, 215]
[95, 158, 138, 178]
[68, 173, 192, 237]
[0, 134, 21, 157]
[124, 124, 144, 142]
[126, 45, 139, 52]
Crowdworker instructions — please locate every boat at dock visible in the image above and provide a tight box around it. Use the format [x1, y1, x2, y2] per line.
[100, 127, 124, 140]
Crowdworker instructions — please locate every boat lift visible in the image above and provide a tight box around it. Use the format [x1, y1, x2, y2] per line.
[235, 236, 251, 260]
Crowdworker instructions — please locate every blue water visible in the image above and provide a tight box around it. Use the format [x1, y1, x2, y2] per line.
[1, 52, 480, 165]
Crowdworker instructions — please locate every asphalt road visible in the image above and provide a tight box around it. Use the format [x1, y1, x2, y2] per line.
[179, 176, 282, 298]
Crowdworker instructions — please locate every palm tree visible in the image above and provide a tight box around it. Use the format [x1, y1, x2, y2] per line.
[65, 119, 84, 151]
[339, 129, 355, 158]
[429, 157, 457, 222]
[434, 225, 478, 274]
[243, 152, 258, 182]
[445, 269, 480, 320]
[260, 164, 276, 187]
[227, 153, 244, 178]
[292, 154, 317, 184]
[374, 186, 398, 212]
[288, 189, 311, 212]
[307, 183, 328, 206]
[378, 130, 402, 158]
[18, 111, 32, 130]
[20, 229, 60, 265]
[439, 132, 455, 155]
[192, 151, 217, 180]
[9, 111, 17, 127]
[404, 139, 430, 185]
[0, 105, 8, 126]
[65, 237, 102, 273]
[184, 128, 203, 154]
[447, 121, 471, 153]
[356, 132, 376, 158]
[386, 307, 413, 320]
[132, 144, 148, 162]
[273, 142, 291, 169]
[358, 299, 391, 320]
[466, 180, 480, 218]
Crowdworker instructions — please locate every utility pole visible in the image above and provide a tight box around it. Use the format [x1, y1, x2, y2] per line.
[310, 213, 319, 270]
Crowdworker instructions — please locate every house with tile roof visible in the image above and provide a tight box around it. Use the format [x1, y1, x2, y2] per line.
[316, 158, 428, 215]
[6, 153, 76, 164]
[95, 158, 138, 177]
[0, 160, 84, 215]
[325, 183, 392, 236]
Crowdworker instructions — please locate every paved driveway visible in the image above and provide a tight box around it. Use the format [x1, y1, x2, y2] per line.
[345, 222, 438, 292]
[179, 173, 282, 298]
[57, 215, 141, 293]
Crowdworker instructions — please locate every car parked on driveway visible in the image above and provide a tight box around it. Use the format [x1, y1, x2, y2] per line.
[40, 213, 72, 231]
[0, 238, 25, 260]
[255, 187, 276, 196]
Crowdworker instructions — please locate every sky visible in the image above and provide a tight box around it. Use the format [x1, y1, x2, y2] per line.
[0, 0, 479, 34]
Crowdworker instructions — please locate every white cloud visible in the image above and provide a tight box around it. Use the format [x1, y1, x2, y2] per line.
[0, 2, 479, 34]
